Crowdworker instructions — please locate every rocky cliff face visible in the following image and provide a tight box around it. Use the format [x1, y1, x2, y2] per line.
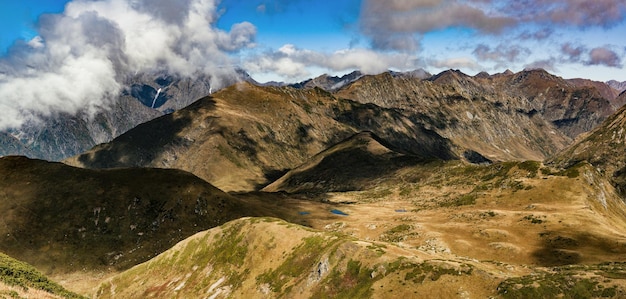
[503, 70, 616, 138]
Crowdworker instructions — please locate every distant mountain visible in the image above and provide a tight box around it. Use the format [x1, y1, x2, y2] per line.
[123, 69, 255, 113]
[502, 69, 616, 138]
[567, 78, 621, 105]
[66, 82, 455, 192]
[0, 70, 253, 161]
[336, 69, 574, 161]
[607, 80, 626, 93]
[389, 68, 432, 79]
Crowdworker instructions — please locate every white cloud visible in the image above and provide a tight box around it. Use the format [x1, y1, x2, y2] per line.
[428, 57, 481, 70]
[244, 45, 419, 82]
[0, 0, 256, 130]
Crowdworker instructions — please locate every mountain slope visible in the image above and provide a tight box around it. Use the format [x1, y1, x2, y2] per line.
[3, 96, 161, 161]
[290, 70, 363, 91]
[607, 80, 626, 92]
[504, 70, 617, 138]
[550, 91, 626, 195]
[96, 212, 626, 298]
[263, 131, 425, 193]
[336, 70, 574, 161]
[95, 217, 498, 298]
[66, 82, 456, 192]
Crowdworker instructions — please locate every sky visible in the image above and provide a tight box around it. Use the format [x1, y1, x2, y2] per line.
[0, 0, 625, 130]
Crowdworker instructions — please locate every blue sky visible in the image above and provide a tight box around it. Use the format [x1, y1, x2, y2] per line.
[0, 0, 625, 129]
[0, 1, 67, 53]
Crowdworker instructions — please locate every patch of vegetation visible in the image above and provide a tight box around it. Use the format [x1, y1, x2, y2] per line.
[257, 235, 336, 293]
[523, 214, 545, 224]
[0, 290, 20, 299]
[509, 180, 528, 192]
[558, 168, 580, 178]
[366, 243, 387, 256]
[498, 269, 623, 299]
[480, 211, 497, 218]
[440, 193, 477, 207]
[379, 224, 418, 242]
[314, 259, 375, 299]
[518, 161, 541, 178]
[0, 253, 85, 299]
[386, 224, 412, 234]
[361, 188, 394, 201]
[480, 162, 517, 181]
[551, 161, 587, 178]
[385, 258, 474, 286]
[398, 185, 419, 197]
[217, 144, 243, 168]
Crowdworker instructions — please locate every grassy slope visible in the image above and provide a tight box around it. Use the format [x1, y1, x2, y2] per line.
[95, 217, 494, 299]
[0, 252, 84, 299]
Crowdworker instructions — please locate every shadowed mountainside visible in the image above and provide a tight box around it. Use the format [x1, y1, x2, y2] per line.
[263, 131, 426, 193]
[0, 156, 255, 274]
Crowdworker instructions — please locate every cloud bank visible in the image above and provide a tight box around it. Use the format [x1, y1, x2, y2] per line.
[243, 44, 418, 80]
[0, 0, 256, 130]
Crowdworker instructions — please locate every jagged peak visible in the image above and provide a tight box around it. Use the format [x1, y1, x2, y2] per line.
[474, 71, 490, 78]
[509, 68, 567, 86]
[428, 69, 470, 82]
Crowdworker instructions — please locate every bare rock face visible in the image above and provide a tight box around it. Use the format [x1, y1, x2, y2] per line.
[5, 97, 161, 161]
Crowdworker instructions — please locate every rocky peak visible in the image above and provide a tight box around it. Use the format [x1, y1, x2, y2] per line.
[607, 80, 626, 92]
[290, 70, 363, 91]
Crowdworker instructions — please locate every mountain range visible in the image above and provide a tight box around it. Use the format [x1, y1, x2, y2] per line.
[2, 68, 626, 298]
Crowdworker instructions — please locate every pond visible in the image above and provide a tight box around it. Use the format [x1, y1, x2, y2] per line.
[330, 209, 348, 216]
